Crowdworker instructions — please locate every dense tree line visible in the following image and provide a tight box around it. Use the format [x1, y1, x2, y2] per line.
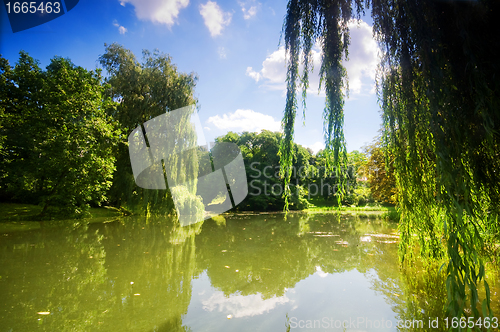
[216, 130, 310, 211]
[215, 130, 390, 211]
[0, 45, 394, 218]
[0, 52, 120, 217]
[0, 44, 198, 218]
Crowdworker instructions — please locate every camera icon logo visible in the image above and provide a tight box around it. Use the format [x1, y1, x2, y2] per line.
[128, 105, 248, 226]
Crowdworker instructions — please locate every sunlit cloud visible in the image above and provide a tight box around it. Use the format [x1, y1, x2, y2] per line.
[239, 0, 259, 19]
[246, 46, 322, 93]
[206, 109, 281, 133]
[315, 265, 329, 278]
[344, 20, 379, 95]
[246, 47, 287, 90]
[245, 66, 262, 82]
[218, 46, 227, 59]
[202, 292, 291, 318]
[307, 142, 325, 154]
[119, 0, 189, 27]
[246, 20, 379, 97]
[199, 1, 232, 37]
[113, 20, 128, 34]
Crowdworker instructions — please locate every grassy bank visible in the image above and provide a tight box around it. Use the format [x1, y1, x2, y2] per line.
[0, 203, 125, 232]
[0, 197, 401, 234]
[305, 197, 400, 221]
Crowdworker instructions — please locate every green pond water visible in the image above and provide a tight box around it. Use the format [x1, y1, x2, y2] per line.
[1, 213, 498, 331]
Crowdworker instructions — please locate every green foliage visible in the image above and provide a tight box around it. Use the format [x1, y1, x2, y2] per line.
[364, 141, 396, 205]
[281, 0, 500, 319]
[169, 186, 204, 221]
[98, 43, 198, 133]
[216, 131, 372, 211]
[374, 0, 500, 319]
[1, 45, 201, 219]
[0, 52, 120, 218]
[307, 148, 364, 206]
[347, 150, 367, 178]
[280, 0, 358, 210]
[98, 43, 198, 215]
[216, 130, 311, 211]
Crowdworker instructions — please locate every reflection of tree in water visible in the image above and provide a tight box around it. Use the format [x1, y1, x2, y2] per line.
[0, 222, 108, 331]
[153, 315, 191, 332]
[196, 214, 316, 298]
[195, 214, 400, 298]
[0, 217, 201, 331]
[93, 217, 201, 331]
[363, 240, 448, 331]
[196, 213, 457, 329]
[3, 214, 493, 331]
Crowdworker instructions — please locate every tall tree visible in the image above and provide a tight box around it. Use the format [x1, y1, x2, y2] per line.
[98, 43, 199, 215]
[216, 130, 310, 211]
[0, 52, 120, 217]
[364, 143, 396, 205]
[280, 0, 499, 319]
[280, 0, 353, 210]
[347, 150, 367, 179]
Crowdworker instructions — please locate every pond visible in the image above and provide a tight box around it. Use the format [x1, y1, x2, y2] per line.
[1, 213, 498, 331]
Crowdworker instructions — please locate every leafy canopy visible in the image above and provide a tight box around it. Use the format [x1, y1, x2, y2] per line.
[98, 43, 199, 215]
[0, 52, 120, 217]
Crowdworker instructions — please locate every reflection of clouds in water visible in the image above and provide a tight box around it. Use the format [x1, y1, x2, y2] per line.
[315, 266, 328, 278]
[202, 292, 291, 318]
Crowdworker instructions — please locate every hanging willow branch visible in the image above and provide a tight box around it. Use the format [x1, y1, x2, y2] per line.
[280, 0, 362, 209]
[281, 0, 499, 320]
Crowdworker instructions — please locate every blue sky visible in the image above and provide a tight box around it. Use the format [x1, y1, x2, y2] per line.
[1, 0, 382, 153]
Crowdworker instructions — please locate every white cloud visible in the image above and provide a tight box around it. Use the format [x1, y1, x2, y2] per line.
[239, 1, 259, 19]
[344, 20, 379, 95]
[246, 20, 379, 97]
[306, 141, 325, 154]
[119, 0, 189, 27]
[206, 109, 281, 133]
[246, 46, 321, 93]
[218, 46, 227, 59]
[315, 266, 329, 278]
[199, 1, 232, 37]
[113, 20, 128, 34]
[202, 292, 290, 318]
[245, 67, 261, 82]
[243, 6, 257, 19]
[245, 47, 287, 90]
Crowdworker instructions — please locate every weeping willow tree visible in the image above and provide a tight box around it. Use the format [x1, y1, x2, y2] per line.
[280, 0, 499, 320]
[98, 43, 199, 215]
